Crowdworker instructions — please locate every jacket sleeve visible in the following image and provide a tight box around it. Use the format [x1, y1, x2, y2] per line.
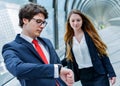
[101, 55, 116, 78]
[2, 44, 55, 80]
[61, 58, 67, 67]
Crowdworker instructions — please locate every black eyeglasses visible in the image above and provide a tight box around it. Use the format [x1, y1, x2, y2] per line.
[32, 18, 47, 27]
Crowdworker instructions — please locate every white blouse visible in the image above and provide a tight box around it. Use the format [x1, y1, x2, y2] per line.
[72, 34, 93, 69]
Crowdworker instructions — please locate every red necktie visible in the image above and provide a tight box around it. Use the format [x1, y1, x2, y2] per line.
[32, 39, 59, 86]
[56, 79, 60, 86]
[32, 39, 48, 64]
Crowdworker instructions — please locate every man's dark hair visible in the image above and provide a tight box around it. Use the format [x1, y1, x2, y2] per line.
[19, 3, 48, 28]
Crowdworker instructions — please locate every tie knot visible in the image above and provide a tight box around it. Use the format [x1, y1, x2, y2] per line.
[32, 39, 38, 44]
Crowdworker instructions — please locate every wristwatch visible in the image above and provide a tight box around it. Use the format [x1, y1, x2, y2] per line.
[57, 64, 63, 74]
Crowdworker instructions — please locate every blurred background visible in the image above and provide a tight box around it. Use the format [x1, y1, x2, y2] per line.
[0, 0, 120, 86]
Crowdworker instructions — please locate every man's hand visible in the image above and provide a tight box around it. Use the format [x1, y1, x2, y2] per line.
[60, 67, 74, 86]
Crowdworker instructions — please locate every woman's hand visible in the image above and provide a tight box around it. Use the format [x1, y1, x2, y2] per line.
[110, 77, 116, 85]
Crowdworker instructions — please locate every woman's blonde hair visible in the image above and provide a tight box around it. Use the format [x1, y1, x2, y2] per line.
[64, 9, 107, 61]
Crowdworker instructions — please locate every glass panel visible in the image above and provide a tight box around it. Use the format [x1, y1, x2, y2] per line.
[37, 0, 54, 46]
[58, 0, 66, 47]
[0, 1, 28, 85]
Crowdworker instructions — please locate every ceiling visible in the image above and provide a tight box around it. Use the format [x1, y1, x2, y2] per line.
[78, 0, 120, 29]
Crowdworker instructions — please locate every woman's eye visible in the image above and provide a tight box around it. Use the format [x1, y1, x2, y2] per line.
[77, 19, 80, 22]
[72, 20, 75, 22]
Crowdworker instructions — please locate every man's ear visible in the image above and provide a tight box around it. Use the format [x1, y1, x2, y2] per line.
[23, 18, 29, 24]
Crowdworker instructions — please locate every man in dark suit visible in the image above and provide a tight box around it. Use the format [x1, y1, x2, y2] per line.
[2, 3, 74, 86]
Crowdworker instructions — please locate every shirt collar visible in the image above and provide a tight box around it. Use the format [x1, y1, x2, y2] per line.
[20, 33, 33, 43]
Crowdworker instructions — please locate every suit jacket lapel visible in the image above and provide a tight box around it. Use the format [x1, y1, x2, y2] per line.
[15, 34, 45, 63]
[84, 32, 97, 61]
[37, 37, 54, 63]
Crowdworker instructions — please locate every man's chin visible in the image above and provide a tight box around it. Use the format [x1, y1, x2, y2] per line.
[36, 34, 41, 37]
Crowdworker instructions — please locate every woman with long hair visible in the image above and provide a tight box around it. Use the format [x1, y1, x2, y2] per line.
[62, 9, 116, 86]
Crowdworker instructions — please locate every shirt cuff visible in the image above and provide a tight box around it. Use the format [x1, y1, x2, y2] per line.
[54, 64, 59, 78]
[54, 64, 63, 78]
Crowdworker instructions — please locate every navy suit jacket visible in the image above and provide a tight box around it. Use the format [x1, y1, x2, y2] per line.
[84, 32, 116, 77]
[62, 32, 116, 79]
[2, 34, 66, 86]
